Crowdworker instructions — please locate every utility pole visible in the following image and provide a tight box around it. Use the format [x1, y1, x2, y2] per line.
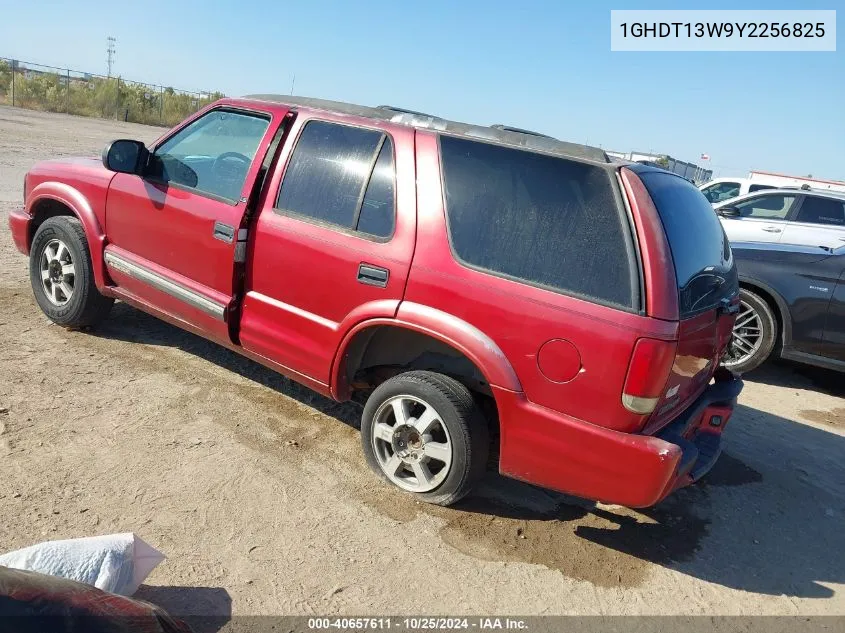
[107, 36, 116, 77]
[290, 74, 296, 95]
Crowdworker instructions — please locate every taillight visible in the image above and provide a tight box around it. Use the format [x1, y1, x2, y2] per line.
[622, 338, 677, 415]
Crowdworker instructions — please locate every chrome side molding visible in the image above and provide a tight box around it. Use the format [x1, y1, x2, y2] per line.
[104, 251, 226, 321]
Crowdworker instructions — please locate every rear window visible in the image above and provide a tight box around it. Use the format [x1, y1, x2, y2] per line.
[640, 171, 737, 317]
[439, 135, 637, 309]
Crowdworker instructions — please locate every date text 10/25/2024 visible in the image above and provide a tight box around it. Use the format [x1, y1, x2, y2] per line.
[307, 617, 528, 630]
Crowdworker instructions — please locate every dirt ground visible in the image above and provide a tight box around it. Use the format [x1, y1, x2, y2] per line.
[0, 106, 843, 621]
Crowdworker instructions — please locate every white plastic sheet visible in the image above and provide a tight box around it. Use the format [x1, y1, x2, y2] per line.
[0, 532, 164, 596]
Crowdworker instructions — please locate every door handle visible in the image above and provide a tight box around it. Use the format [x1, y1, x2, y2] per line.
[357, 263, 389, 288]
[213, 221, 235, 243]
[762, 227, 782, 233]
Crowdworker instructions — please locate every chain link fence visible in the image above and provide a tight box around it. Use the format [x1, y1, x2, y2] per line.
[607, 150, 713, 184]
[0, 58, 224, 127]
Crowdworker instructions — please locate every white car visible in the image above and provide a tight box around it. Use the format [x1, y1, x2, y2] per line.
[701, 174, 845, 206]
[715, 189, 845, 249]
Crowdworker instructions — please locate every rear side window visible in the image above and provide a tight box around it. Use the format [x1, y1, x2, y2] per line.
[276, 120, 395, 238]
[439, 135, 637, 309]
[748, 184, 775, 193]
[640, 171, 737, 318]
[795, 196, 845, 226]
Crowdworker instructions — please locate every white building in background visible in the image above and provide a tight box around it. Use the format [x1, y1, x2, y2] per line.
[748, 170, 845, 193]
[607, 150, 713, 184]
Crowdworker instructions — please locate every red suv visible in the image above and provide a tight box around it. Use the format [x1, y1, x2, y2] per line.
[9, 96, 742, 507]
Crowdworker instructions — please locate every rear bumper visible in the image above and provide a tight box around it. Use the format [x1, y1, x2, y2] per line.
[496, 369, 743, 507]
[8, 208, 31, 255]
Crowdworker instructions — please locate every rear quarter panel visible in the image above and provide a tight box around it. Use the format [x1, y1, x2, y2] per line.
[408, 131, 676, 434]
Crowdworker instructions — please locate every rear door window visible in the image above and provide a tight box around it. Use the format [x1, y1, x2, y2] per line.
[439, 135, 637, 309]
[748, 184, 776, 193]
[639, 171, 737, 318]
[356, 138, 396, 237]
[795, 196, 845, 226]
[276, 120, 395, 237]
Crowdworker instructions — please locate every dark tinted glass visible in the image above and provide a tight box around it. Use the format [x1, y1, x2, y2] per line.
[796, 196, 845, 226]
[748, 184, 775, 193]
[356, 138, 395, 237]
[440, 135, 636, 308]
[640, 171, 737, 317]
[277, 121, 383, 228]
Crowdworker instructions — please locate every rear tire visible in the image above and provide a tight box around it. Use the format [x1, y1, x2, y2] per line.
[361, 371, 489, 506]
[29, 216, 114, 328]
[722, 288, 776, 374]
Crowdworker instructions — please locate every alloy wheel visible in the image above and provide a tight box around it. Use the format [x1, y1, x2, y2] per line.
[370, 395, 453, 493]
[724, 300, 763, 367]
[40, 239, 76, 307]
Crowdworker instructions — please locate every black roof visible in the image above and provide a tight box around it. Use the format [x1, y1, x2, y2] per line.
[244, 94, 609, 164]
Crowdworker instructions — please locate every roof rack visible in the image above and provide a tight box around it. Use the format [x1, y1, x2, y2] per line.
[490, 124, 555, 139]
[244, 94, 609, 163]
[377, 105, 439, 118]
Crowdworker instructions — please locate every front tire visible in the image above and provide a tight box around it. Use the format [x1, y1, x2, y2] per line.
[722, 289, 777, 374]
[29, 216, 114, 328]
[361, 371, 489, 506]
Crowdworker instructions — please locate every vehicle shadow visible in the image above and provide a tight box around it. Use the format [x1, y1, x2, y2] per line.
[458, 401, 844, 598]
[134, 585, 231, 633]
[93, 303, 844, 599]
[91, 302, 362, 429]
[744, 359, 845, 398]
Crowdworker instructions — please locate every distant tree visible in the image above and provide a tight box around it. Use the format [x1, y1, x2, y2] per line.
[0, 60, 10, 99]
[1, 60, 224, 126]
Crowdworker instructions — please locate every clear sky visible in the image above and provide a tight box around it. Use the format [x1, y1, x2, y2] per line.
[1, 0, 842, 180]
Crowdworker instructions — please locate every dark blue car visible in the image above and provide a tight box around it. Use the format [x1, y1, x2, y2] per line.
[725, 241, 845, 373]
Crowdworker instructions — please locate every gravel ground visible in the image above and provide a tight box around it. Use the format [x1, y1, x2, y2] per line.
[0, 106, 843, 623]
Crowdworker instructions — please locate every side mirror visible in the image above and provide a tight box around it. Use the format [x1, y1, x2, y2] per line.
[717, 206, 741, 218]
[102, 139, 149, 175]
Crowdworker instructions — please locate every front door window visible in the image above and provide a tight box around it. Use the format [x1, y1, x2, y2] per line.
[702, 182, 741, 203]
[150, 109, 270, 202]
